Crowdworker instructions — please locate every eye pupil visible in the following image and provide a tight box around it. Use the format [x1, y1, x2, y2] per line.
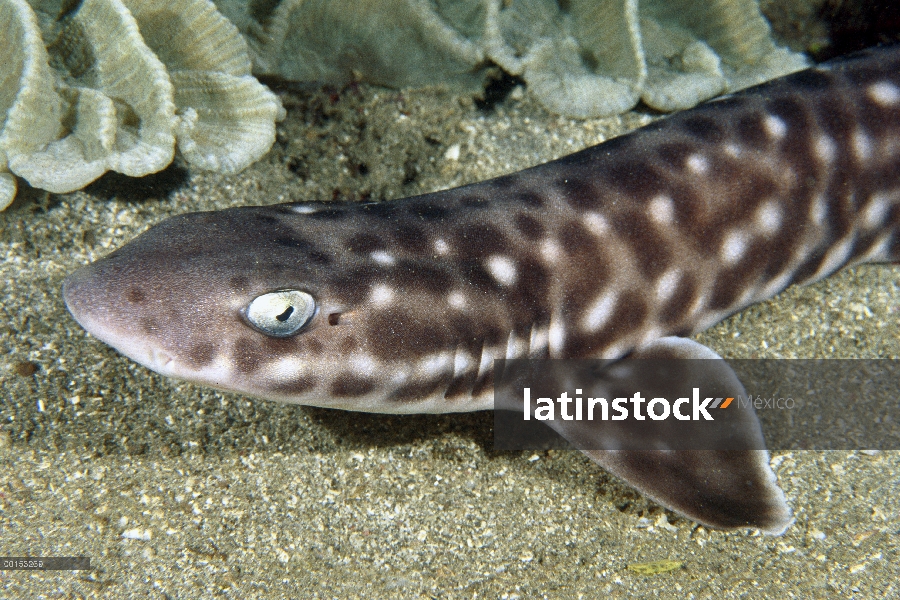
[245, 290, 316, 337]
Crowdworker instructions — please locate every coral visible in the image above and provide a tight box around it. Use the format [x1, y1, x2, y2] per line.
[126, 0, 285, 172]
[0, 0, 284, 210]
[486, 0, 646, 118]
[227, 0, 487, 90]
[0, 0, 62, 210]
[0, 0, 807, 210]
[219, 0, 807, 119]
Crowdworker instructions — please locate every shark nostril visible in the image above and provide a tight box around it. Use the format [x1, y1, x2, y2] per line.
[328, 313, 341, 326]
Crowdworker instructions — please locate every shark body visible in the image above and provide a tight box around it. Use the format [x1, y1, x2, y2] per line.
[64, 46, 900, 534]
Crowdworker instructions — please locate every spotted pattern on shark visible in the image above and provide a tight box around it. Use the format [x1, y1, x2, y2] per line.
[63, 46, 900, 534]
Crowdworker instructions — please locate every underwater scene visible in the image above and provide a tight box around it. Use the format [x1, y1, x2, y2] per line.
[1, 0, 899, 596]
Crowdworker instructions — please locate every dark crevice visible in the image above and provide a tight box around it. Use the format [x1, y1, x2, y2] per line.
[475, 70, 526, 112]
[816, 0, 900, 60]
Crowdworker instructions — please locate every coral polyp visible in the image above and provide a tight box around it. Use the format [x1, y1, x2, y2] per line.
[0, 0, 284, 210]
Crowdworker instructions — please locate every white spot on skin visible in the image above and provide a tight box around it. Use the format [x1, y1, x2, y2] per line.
[266, 356, 307, 382]
[639, 326, 664, 347]
[724, 144, 742, 158]
[448, 291, 467, 310]
[606, 363, 634, 381]
[583, 211, 609, 235]
[810, 236, 855, 282]
[792, 240, 814, 264]
[736, 286, 758, 309]
[369, 284, 394, 306]
[370, 251, 395, 266]
[434, 239, 449, 255]
[548, 319, 566, 356]
[540, 238, 561, 262]
[863, 193, 891, 228]
[506, 331, 526, 360]
[810, 194, 827, 225]
[477, 347, 494, 377]
[655, 270, 680, 303]
[290, 204, 319, 214]
[853, 130, 873, 162]
[868, 81, 900, 106]
[486, 255, 517, 286]
[420, 353, 452, 377]
[764, 115, 787, 140]
[349, 354, 378, 376]
[453, 348, 474, 377]
[689, 293, 709, 318]
[858, 234, 892, 263]
[758, 270, 795, 300]
[529, 325, 548, 356]
[720, 230, 749, 264]
[390, 370, 410, 385]
[601, 342, 627, 361]
[755, 201, 782, 234]
[648, 195, 674, 225]
[582, 291, 617, 332]
[686, 154, 709, 174]
[814, 135, 837, 164]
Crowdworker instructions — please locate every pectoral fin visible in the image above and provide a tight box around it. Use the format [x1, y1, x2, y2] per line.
[543, 337, 793, 534]
[587, 447, 791, 533]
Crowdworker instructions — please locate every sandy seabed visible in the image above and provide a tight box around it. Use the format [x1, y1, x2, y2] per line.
[2, 34, 900, 599]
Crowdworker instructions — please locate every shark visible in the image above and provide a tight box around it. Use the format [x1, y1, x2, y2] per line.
[63, 45, 900, 535]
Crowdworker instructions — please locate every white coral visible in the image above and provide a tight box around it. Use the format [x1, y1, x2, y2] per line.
[9, 0, 176, 195]
[125, 0, 285, 174]
[0, 0, 62, 209]
[221, 0, 807, 119]
[0, 0, 808, 211]
[0, 0, 284, 210]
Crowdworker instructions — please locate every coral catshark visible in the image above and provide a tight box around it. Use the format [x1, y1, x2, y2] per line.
[63, 46, 900, 534]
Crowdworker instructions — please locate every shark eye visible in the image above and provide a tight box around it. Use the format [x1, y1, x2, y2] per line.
[245, 290, 316, 337]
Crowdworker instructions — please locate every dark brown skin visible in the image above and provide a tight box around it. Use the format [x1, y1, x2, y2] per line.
[64, 46, 900, 533]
